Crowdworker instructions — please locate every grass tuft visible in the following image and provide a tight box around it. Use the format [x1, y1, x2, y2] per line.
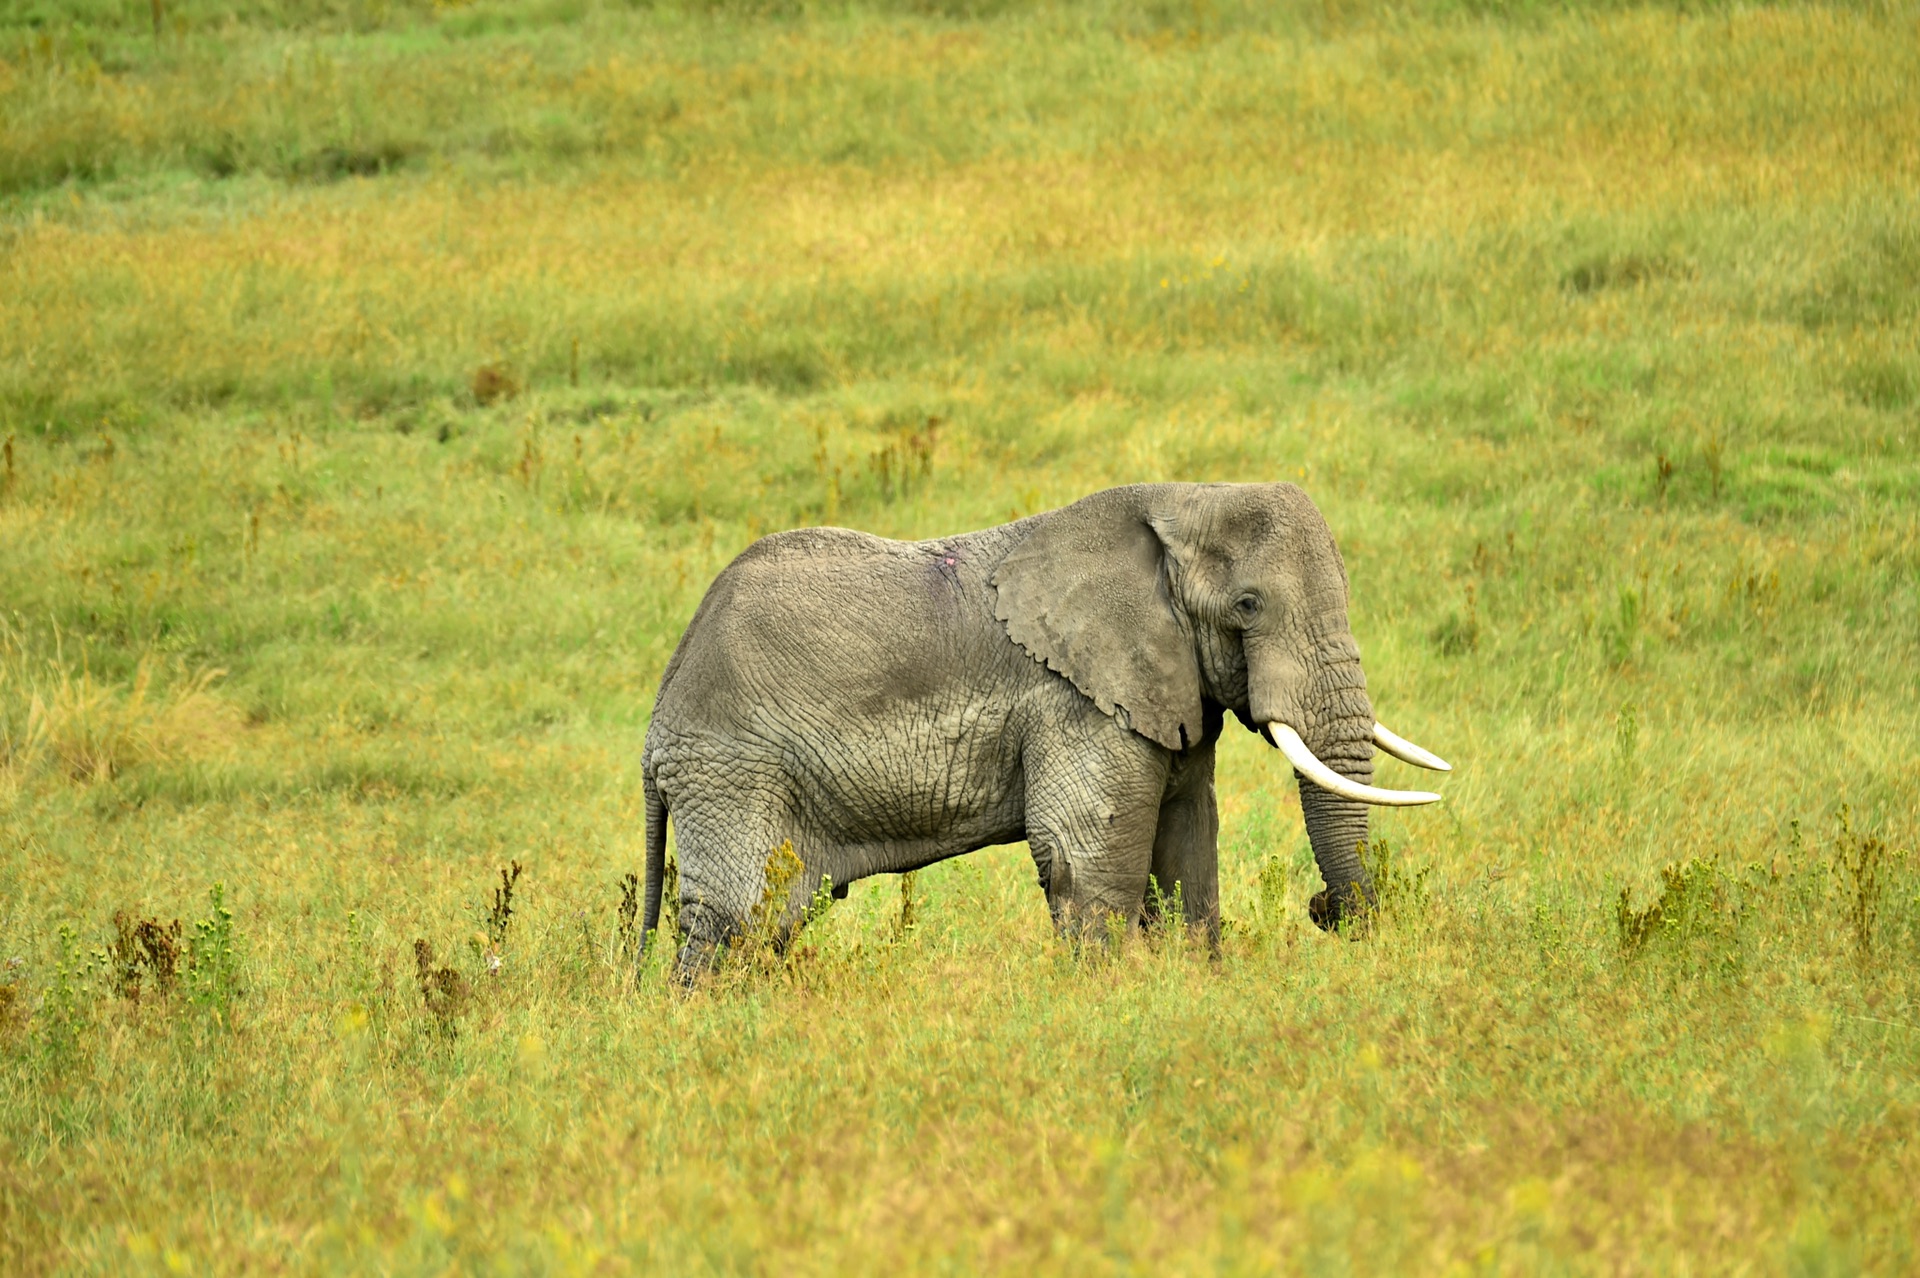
[0, 633, 236, 783]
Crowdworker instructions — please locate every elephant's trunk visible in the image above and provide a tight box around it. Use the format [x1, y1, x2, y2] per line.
[1300, 772, 1375, 928]
[1295, 669, 1378, 927]
[1250, 616, 1444, 926]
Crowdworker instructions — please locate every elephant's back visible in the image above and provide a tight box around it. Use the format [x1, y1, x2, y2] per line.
[651, 522, 1027, 735]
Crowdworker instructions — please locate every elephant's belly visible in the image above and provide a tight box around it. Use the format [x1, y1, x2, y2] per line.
[782, 703, 1028, 856]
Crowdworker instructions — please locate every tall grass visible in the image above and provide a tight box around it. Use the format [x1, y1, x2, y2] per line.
[1, 0, 1917, 1272]
[4, 4, 1916, 426]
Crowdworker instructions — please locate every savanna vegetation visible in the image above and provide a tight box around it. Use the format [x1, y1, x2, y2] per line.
[2, 0, 1917, 1270]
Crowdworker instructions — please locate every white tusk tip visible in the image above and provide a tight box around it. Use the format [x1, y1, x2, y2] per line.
[1372, 721, 1453, 772]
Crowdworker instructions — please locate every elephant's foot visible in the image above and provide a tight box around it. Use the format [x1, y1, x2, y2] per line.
[671, 901, 739, 989]
[1141, 903, 1222, 957]
[671, 941, 721, 990]
[1046, 897, 1139, 958]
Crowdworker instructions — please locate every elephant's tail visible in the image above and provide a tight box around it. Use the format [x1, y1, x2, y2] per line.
[641, 771, 668, 949]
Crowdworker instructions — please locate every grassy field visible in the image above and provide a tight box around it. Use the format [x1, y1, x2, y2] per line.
[3, 0, 1918, 1270]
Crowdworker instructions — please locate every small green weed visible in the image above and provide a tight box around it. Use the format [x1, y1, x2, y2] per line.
[1527, 898, 1571, 970]
[186, 882, 242, 1024]
[802, 873, 837, 932]
[1255, 850, 1290, 935]
[1361, 836, 1431, 920]
[40, 923, 87, 1072]
[1143, 877, 1188, 941]
[894, 870, 919, 942]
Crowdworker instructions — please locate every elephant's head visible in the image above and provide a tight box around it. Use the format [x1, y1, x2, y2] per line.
[993, 482, 1450, 928]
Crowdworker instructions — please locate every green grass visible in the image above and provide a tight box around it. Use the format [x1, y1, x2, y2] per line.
[2, 0, 1918, 1271]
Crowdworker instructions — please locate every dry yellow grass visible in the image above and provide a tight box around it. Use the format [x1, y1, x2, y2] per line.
[0, 650, 235, 785]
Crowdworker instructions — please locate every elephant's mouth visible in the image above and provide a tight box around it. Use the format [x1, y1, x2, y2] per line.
[1265, 720, 1452, 806]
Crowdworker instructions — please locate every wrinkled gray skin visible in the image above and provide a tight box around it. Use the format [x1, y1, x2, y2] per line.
[641, 482, 1380, 979]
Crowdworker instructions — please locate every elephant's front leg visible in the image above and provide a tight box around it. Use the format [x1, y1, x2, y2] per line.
[1024, 726, 1170, 940]
[1145, 733, 1221, 947]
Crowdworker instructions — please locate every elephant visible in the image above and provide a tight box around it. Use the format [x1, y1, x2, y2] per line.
[639, 482, 1450, 978]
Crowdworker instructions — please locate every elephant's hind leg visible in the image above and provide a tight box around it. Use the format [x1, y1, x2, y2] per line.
[662, 792, 797, 985]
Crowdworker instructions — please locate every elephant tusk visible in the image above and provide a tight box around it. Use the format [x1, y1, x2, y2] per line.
[1267, 723, 1442, 807]
[1372, 721, 1453, 772]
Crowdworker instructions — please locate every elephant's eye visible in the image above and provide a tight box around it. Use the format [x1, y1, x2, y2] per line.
[1232, 593, 1262, 621]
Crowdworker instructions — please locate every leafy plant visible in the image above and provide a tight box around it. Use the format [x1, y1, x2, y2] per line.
[1255, 850, 1290, 934]
[41, 923, 88, 1071]
[802, 873, 837, 932]
[1143, 877, 1188, 945]
[1527, 899, 1570, 970]
[186, 882, 242, 1024]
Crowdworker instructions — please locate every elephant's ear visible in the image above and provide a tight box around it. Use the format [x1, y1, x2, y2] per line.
[991, 487, 1203, 752]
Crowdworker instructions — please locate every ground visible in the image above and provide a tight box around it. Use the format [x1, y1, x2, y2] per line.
[1, 0, 1917, 1271]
